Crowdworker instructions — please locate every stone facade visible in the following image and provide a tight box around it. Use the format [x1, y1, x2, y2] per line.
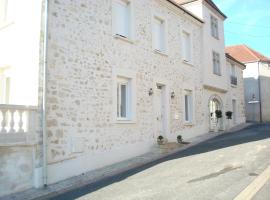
[0, 0, 246, 196]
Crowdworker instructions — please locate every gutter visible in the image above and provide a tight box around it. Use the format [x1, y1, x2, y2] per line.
[42, 0, 49, 187]
[257, 62, 262, 122]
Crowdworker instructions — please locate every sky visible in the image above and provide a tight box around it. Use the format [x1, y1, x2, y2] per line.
[213, 0, 270, 57]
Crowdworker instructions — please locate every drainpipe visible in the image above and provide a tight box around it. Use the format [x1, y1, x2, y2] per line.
[42, 0, 49, 187]
[257, 62, 262, 122]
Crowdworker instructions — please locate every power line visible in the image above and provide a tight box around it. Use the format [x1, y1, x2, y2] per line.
[225, 30, 270, 38]
[227, 21, 270, 29]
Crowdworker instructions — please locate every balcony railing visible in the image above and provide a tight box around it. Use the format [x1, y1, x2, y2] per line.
[0, 104, 38, 145]
[231, 76, 237, 86]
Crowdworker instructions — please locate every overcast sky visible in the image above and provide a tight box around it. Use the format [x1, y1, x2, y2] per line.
[213, 0, 270, 57]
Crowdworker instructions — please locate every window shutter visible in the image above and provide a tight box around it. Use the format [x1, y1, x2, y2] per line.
[113, 0, 129, 37]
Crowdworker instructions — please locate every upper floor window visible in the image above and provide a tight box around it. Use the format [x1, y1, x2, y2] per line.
[184, 90, 193, 123]
[211, 15, 219, 39]
[0, 0, 8, 25]
[0, 71, 10, 104]
[213, 51, 221, 75]
[230, 64, 237, 85]
[112, 0, 132, 39]
[182, 31, 192, 63]
[153, 16, 166, 53]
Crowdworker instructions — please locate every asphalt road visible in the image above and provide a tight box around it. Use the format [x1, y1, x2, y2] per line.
[50, 123, 270, 200]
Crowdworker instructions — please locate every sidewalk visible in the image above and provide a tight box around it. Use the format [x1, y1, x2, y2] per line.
[1, 123, 252, 200]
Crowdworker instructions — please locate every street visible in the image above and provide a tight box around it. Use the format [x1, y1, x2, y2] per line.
[51, 123, 270, 200]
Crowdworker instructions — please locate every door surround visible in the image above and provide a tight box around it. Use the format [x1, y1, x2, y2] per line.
[153, 79, 170, 139]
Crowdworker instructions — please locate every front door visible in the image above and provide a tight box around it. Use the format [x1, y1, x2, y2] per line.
[155, 84, 165, 137]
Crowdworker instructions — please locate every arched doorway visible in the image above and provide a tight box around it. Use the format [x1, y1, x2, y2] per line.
[209, 95, 223, 132]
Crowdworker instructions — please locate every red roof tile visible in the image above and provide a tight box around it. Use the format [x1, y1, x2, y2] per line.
[226, 45, 270, 63]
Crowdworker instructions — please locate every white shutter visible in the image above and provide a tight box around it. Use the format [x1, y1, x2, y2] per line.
[183, 32, 190, 62]
[153, 17, 161, 51]
[113, 0, 129, 37]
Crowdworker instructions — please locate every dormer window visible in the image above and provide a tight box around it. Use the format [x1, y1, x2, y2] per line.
[211, 15, 219, 39]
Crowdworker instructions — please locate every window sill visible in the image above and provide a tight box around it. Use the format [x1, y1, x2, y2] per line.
[184, 122, 194, 126]
[182, 60, 194, 67]
[115, 119, 136, 124]
[153, 49, 168, 57]
[231, 84, 237, 88]
[113, 34, 134, 44]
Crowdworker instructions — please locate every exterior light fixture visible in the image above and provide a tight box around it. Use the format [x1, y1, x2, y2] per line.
[149, 88, 153, 96]
[171, 91, 175, 99]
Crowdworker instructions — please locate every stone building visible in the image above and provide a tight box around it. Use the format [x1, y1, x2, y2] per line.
[0, 0, 246, 197]
[226, 44, 270, 122]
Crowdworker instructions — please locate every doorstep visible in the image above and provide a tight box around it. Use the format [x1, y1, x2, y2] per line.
[0, 123, 253, 200]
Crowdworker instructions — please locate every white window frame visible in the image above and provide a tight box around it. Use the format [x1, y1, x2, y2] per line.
[184, 90, 193, 123]
[113, 68, 136, 123]
[211, 15, 219, 39]
[152, 13, 168, 55]
[213, 51, 221, 75]
[117, 77, 130, 120]
[181, 29, 193, 65]
[112, 0, 134, 41]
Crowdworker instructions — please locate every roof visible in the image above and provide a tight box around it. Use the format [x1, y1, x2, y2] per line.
[225, 53, 246, 69]
[173, 0, 227, 19]
[226, 45, 270, 63]
[166, 0, 204, 23]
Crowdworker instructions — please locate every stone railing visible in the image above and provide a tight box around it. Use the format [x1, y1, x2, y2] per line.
[0, 104, 38, 145]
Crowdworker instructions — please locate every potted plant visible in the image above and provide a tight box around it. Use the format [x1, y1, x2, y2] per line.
[215, 110, 222, 119]
[177, 135, 183, 144]
[225, 111, 233, 119]
[157, 135, 165, 145]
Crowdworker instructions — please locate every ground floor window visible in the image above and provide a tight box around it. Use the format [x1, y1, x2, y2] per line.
[184, 90, 193, 122]
[116, 76, 133, 120]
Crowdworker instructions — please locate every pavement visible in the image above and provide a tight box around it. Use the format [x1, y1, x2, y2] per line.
[2, 123, 270, 200]
[252, 180, 270, 200]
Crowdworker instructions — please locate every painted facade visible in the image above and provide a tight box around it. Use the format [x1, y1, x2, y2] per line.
[226, 45, 270, 122]
[0, 0, 246, 197]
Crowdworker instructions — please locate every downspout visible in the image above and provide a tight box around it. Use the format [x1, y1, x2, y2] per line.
[42, 0, 49, 187]
[257, 62, 262, 122]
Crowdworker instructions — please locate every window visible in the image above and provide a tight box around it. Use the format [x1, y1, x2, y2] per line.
[213, 51, 221, 75]
[117, 77, 131, 120]
[230, 64, 237, 85]
[0, 74, 10, 104]
[182, 31, 191, 63]
[184, 90, 193, 122]
[0, 0, 8, 25]
[153, 16, 166, 53]
[211, 15, 219, 39]
[112, 0, 132, 39]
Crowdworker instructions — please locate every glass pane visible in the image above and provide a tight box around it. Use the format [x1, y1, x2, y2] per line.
[185, 95, 189, 121]
[121, 84, 127, 118]
[117, 84, 120, 117]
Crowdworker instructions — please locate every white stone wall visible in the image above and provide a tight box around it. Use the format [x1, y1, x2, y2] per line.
[226, 60, 246, 127]
[45, 0, 205, 184]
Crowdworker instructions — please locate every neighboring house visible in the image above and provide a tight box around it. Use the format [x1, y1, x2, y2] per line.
[0, 0, 246, 197]
[226, 45, 270, 122]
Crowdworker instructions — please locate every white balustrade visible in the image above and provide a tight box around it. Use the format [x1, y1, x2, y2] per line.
[0, 104, 37, 134]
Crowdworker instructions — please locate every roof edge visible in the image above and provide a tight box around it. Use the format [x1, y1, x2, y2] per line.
[226, 53, 246, 69]
[166, 0, 204, 23]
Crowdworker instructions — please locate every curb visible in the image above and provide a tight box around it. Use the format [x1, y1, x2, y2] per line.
[234, 165, 270, 200]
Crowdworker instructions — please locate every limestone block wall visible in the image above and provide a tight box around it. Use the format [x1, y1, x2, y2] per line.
[45, 0, 205, 184]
